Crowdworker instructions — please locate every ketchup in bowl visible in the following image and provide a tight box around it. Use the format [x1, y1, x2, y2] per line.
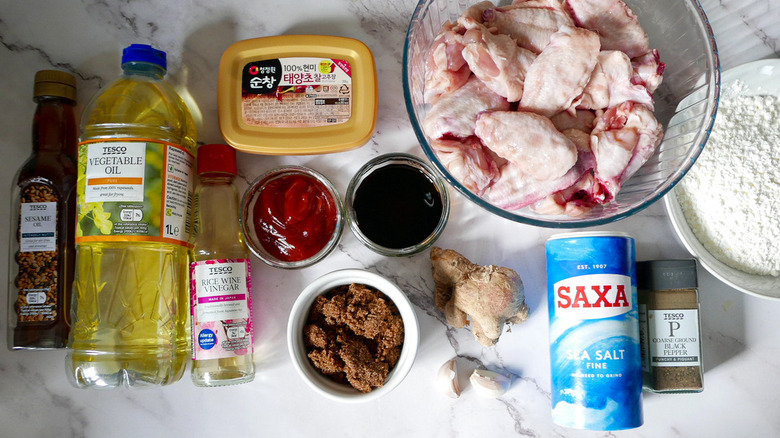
[255, 173, 338, 261]
[242, 167, 343, 268]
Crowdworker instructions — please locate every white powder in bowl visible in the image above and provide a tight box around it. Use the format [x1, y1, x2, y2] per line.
[676, 82, 780, 277]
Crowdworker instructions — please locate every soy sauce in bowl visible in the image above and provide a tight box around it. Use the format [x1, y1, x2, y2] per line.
[347, 154, 449, 256]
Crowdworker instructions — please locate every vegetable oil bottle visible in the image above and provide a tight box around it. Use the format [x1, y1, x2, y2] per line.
[190, 144, 255, 386]
[67, 44, 197, 388]
[8, 70, 78, 350]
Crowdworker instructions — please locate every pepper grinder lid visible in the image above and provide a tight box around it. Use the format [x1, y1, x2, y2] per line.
[637, 259, 698, 290]
[34, 70, 77, 102]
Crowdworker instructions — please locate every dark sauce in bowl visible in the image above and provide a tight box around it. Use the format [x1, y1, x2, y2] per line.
[351, 159, 446, 252]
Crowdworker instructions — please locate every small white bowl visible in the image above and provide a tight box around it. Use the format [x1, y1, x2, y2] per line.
[663, 59, 780, 300]
[287, 269, 420, 403]
[665, 190, 780, 300]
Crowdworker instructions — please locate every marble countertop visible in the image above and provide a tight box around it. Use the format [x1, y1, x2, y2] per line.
[2, 0, 779, 436]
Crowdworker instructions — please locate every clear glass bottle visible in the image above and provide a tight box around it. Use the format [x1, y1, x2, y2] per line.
[67, 44, 197, 388]
[8, 70, 78, 349]
[190, 143, 255, 386]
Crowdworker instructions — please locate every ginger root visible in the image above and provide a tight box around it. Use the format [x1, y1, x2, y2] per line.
[431, 247, 528, 346]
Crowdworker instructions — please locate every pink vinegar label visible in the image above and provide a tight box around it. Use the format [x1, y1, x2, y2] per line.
[190, 259, 254, 360]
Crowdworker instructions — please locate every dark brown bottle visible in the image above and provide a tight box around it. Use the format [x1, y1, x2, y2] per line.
[7, 70, 78, 349]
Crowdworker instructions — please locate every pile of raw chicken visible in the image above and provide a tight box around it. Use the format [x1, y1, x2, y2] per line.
[423, 0, 665, 216]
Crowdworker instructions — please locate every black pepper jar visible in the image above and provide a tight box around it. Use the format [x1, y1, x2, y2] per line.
[637, 259, 704, 393]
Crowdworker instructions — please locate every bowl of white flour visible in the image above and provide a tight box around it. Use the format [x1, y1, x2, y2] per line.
[665, 59, 780, 299]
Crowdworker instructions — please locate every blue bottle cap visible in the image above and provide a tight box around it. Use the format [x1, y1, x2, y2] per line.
[121, 44, 167, 70]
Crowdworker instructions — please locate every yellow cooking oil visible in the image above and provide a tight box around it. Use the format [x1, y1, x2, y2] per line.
[67, 44, 197, 388]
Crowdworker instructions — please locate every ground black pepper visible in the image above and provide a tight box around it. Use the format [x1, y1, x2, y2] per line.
[637, 260, 704, 393]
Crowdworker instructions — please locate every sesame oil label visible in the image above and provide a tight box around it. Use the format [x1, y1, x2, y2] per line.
[241, 57, 353, 127]
[15, 183, 62, 322]
[20, 201, 57, 252]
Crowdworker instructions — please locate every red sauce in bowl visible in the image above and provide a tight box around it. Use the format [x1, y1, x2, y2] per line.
[252, 173, 338, 262]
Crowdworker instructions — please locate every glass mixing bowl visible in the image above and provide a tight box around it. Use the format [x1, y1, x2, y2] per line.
[403, 0, 720, 227]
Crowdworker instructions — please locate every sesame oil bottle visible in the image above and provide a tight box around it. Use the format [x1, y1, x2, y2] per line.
[8, 70, 78, 350]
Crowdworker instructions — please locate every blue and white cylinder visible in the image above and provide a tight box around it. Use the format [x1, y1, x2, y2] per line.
[545, 231, 643, 430]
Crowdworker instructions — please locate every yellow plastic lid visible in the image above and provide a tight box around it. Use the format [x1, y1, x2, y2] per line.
[218, 35, 378, 155]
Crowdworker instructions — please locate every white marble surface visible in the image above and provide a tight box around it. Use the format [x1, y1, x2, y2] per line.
[1, 0, 779, 436]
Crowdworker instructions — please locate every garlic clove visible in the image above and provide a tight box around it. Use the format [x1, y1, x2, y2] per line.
[469, 369, 511, 398]
[437, 358, 461, 398]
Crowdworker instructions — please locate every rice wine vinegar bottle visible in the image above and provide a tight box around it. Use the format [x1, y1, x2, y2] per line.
[190, 144, 255, 386]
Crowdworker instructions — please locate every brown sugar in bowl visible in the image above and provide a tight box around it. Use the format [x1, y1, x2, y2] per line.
[287, 269, 420, 402]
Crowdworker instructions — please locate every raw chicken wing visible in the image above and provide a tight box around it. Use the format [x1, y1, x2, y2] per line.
[475, 110, 577, 180]
[576, 50, 654, 111]
[575, 58, 609, 110]
[631, 49, 665, 94]
[483, 4, 574, 54]
[530, 131, 604, 215]
[424, 23, 471, 103]
[531, 172, 601, 216]
[461, 23, 536, 102]
[423, 76, 510, 139]
[430, 136, 503, 196]
[484, 151, 590, 210]
[519, 25, 600, 117]
[457, 0, 497, 29]
[564, 0, 651, 58]
[591, 101, 663, 200]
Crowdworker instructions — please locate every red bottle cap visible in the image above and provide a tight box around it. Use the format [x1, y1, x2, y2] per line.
[197, 144, 237, 176]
